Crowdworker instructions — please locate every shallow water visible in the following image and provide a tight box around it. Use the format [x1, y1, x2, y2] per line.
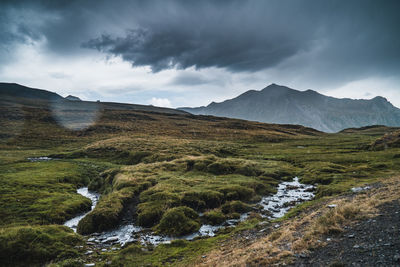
[27, 156, 53, 162]
[65, 177, 314, 246]
[260, 177, 315, 218]
[64, 188, 99, 232]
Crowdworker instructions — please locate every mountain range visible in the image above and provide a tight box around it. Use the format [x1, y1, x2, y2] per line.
[179, 84, 400, 132]
[3, 82, 400, 133]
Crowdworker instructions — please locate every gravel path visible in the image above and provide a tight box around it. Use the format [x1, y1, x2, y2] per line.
[291, 200, 400, 267]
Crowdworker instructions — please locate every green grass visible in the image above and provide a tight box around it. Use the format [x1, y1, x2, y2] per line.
[0, 160, 105, 226]
[0, 225, 83, 267]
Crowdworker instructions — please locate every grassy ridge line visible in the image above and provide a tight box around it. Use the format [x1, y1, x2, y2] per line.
[0, 96, 321, 150]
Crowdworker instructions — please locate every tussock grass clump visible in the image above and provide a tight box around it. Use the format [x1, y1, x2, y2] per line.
[69, 146, 153, 165]
[205, 158, 263, 176]
[88, 168, 119, 193]
[181, 190, 224, 211]
[156, 206, 200, 236]
[0, 225, 82, 266]
[137, 204, 164, 228]
[137, 190, 181, 227]
[203, 210, 226, 225]
[219, 185, 255, 201]
[189, 156, 267, 177]
[221, 200, 252, 214]
[77, 190, 126, 234]
[301, 162, 347, 185]
[313, 204, 361, 235]
[78, 182, 152, 234]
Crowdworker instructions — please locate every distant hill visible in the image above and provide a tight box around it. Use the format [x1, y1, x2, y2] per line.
[65, 95, 82, 101]
[0, 82, 187, 115]
[179, 84, 400, 132]
[0, 83, 63, 101]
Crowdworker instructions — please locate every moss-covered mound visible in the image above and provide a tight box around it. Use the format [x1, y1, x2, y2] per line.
[219, 185, 255, 201]
[77, 187, 135, 234]
[0, 225, 82, 266]
[181, 190, 224, 211]
[156, 207, 200, 236]
[221, 200, 252, 214]
[202, 210, 226, 225]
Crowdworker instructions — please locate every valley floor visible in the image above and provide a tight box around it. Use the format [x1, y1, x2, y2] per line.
[1, 97, 400, 266]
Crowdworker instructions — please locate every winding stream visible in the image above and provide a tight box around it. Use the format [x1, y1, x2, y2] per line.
[64, 188, 100, 232]
[64, 177, 314, 246]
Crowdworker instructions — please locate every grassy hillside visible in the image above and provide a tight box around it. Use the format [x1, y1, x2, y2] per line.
[1, 94, 400, 266]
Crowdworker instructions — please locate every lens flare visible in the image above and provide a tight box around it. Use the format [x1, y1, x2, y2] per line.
[51, 100, 100, 131]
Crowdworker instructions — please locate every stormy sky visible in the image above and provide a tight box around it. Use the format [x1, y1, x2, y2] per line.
[1, 0, 399, 108]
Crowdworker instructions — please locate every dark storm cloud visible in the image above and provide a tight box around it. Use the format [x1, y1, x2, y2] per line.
[80, 0, 400, 76]
[82, 1, 316, 72]
[1, 0, 400, 82]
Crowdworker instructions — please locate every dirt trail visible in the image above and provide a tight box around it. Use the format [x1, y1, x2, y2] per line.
[291, 200, 400, 267]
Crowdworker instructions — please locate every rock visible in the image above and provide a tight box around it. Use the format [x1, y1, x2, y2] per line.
[258, 221, 269, 226]
[326, 238, 331, 241]
[88, 237, 95, 242]
[348, 234, 355, 238]
[274, 224, 280, 229]
[327, 204, 337, 208]
[85, 250, 94, 255]
[102, 236, 119, 243]
[84, 264, 95, 267]
[351, 186, 371, 193]
[353, 245, 360, 249]
[202, 255, 207, 258]
[101, 248, 107, 252]
[394, 254, 400, 262]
